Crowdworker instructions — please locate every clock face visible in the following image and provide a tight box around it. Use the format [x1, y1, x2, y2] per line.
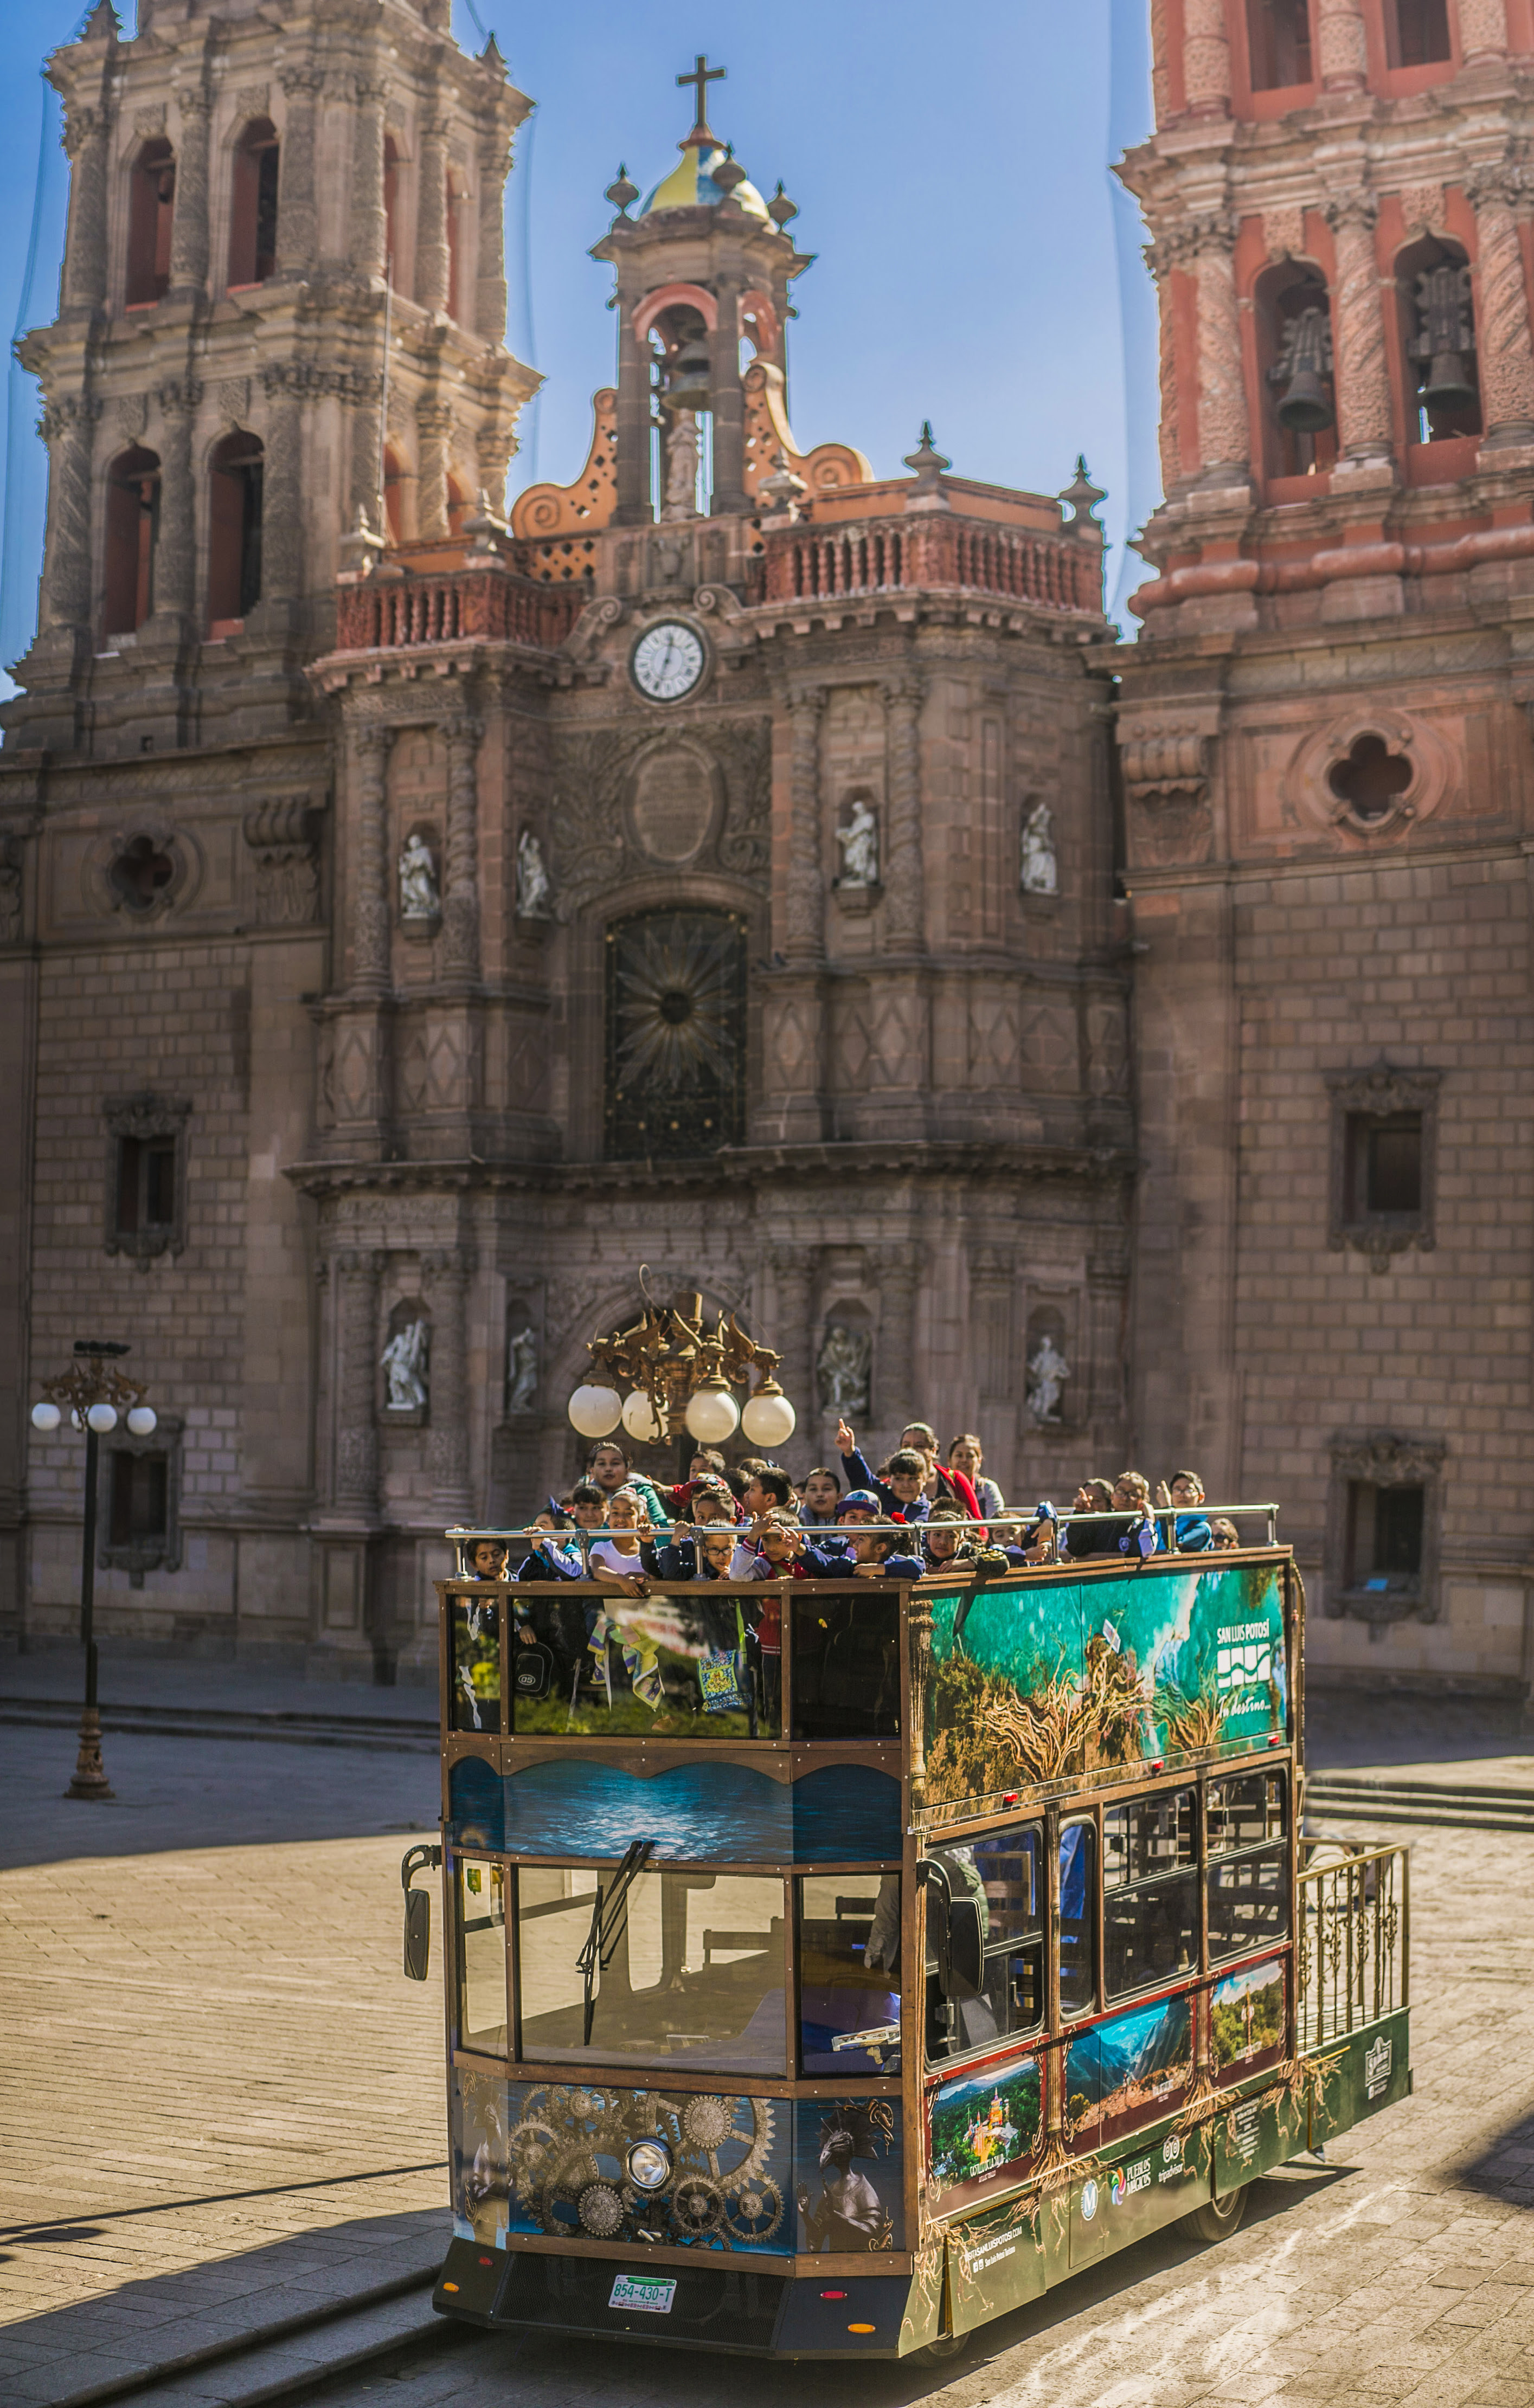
[632, 620, 707, 703]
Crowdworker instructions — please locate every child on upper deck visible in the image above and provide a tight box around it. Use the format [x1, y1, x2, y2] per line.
[835, 1420, 933, 1523]
[1155, 1469, 1214, 1552]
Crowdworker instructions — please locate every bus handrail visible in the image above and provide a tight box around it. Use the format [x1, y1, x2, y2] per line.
[1295, 1840, 1409, 2051]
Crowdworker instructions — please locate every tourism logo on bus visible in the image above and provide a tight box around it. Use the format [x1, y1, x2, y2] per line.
[1365, 2034, 1393, 2099]
[1215, 1621, 1275, 1694]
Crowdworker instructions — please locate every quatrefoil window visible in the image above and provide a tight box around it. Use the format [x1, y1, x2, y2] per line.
[1327, 734, 1412, 825]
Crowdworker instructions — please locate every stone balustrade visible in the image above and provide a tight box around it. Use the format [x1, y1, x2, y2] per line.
[335, 564, 584, 653]
[761, 511, 1102, 614]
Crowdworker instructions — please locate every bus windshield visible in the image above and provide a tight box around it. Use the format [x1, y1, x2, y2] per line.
[516, 1866, 785, 2074]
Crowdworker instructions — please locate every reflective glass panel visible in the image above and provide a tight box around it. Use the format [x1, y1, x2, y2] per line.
[791, 1588, 901, 1739]
[925, 1825, 1045, 2065]
[1104, 1870, 1198, 2000]
[1207, 1772, 1287, 1855]
[798, 1874, 902, 2074]
[455, 1858, 508, 2051]
[1208, 1843, 1289, 1961]
[516, 1866, 785, 2075]
[1103, 1789, 1196, 1888]
[450, 1595, 501, 1735]
[508, 1585, 771, 1739]
[1058, 1821, 1096, 2019]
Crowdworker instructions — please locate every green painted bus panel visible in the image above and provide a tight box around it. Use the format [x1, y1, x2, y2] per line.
[920, 1559, 1288, 1818]
[1211, 2076, 1308, 2197]
[946, 2193, 1048, 2334]
[896, 2242, 945, 2355]
[1306, 2011, 1412, 2151]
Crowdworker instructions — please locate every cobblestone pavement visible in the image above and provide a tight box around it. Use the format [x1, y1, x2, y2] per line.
[2, 1684, 1532, 2408]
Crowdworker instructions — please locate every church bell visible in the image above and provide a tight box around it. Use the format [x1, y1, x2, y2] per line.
[1275, 365, 1334, 433]
[1269, 302, 1335, 434]
[663, 334, 713, 414]
[1419, 350, 1475, 412]
[1411, 261, 1477, 418]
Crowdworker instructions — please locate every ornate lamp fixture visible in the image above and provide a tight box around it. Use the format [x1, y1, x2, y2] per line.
[568, 1271, 797, 1464]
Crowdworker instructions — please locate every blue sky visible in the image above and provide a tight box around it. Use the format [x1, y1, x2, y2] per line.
[0, 1, 1158, 677]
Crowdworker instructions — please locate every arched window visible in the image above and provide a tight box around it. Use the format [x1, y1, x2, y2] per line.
[1396, 235, 1480, 443]
[126, 138, 175, 307]
[1385, 0, 1451, 65]
[228, 118, 279, 289]
[207, 430, 264, 628]
[1257, 261, 1337, 480]
[103, 447, 161, 634]
[382, 445, 406, 543]
[384, 136, 401, 282]
[605, 907, 747, 1160]
[1246, 0, 1313, 89]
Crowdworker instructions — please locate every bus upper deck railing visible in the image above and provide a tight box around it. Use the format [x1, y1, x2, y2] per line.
[441, 1503, 1284, 1576]
[1296, 1843, 1409, 2050]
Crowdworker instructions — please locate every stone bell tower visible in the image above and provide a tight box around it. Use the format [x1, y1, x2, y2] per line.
[1116, 0, 1534, 1703]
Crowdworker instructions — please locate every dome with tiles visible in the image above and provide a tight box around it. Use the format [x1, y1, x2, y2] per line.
[637, 141, 769, 223]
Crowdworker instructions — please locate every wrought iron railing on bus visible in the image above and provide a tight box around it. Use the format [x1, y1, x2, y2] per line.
[1295, 1842, 1409, 2051]
[440, 1503, 1282, 1578]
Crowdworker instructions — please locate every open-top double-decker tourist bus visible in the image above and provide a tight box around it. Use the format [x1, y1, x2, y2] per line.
[406, 1512, 1409, 2361]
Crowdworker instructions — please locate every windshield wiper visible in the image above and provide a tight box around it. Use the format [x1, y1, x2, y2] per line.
[577, 1838, 653, 2045]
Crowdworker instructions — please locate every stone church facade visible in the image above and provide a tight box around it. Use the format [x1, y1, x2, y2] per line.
[0, 2, 1131, 1680]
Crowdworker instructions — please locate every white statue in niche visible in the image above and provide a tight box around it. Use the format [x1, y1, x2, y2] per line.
[816, 1321, 872, 1419]
[399, 832, 440, 921]
[1025, 1332, 1070, 1424]
[1020, 801, 1058, 896]
[381, 1318, 430, 1412]
[836, 796, 880, 888]
[507, 1325, 538, 1413]
[662, 410, 701, 521]
[516, 829, 553, 920]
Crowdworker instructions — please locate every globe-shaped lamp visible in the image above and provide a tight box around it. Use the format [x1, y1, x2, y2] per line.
[684, 1381, 740, 1445]
[86, 1402, 119, 1434]
[30, 1400, 61, 1433]
[620, 1388, 664, 1444]
[741, 1383, 796, 1448]
[126, 1406, 158, 1437]
[568, 1383, 624, 1439]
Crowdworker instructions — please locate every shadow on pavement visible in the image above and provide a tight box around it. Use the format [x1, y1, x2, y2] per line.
[1305, 1689, 1527, 1771]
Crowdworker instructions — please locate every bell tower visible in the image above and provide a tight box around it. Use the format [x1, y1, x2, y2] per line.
[5, 0, 534, 757]
[1116, 1, 1534, 1698]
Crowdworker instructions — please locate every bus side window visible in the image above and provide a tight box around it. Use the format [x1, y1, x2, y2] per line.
[1206, 1771, 1289, 1961]
[790, 1587, 900, 1740]
[1102, 1788, 1198, 2000]
[1058, 1820, 1096, 2019]
[449, 1594, 502, 1735]
[923, 1825, 1045, 2065]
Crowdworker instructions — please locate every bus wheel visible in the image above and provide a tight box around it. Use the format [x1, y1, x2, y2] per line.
[1179, 2185, 1248, 2244]
[914, 2332, 969, 2366]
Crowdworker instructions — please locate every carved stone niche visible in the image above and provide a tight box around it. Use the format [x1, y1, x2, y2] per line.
[1325, 1062, 1440, 1272]
[1325, 1429, 1446, 1634]
[1119, 724, 1212, 868]
[241, 798, 321, 928]
[103, 1092, 191, 1265]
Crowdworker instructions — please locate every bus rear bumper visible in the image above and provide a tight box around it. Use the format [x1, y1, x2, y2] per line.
[432, 2240, 910, 2358]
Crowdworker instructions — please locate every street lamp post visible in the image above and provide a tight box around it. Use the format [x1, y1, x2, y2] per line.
[566, 1269, 798, 1480]
[30, 1340, 158, 1802]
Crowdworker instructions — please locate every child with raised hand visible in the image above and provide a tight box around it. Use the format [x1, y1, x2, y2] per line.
[1154, 1468, 1214, 1553]
[836, 1419, 932, 1523]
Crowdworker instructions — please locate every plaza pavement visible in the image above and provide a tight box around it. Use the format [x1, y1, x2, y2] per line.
[0, 1653, 1530, 2406]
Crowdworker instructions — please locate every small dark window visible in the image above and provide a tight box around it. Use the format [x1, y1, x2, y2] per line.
[1328, 734, 1412, 822]
[110, 1450, 168, 1547]
[228, 119, 279, 288]
[1386, 0, 1451, 66]
[208, 431, 264, 626]
[115, 1134, 177, 1236]
[1247, 0, 1313, 89]
[1344, 1112, 1422, 1221]
[1351, 1482, 1425, 1583]
[126, 138, 176, 307]
[108, 835, 176, 913]
[103, 448, 161, 636]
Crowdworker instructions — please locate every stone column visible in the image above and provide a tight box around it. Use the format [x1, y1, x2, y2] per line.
[1150, 249, 1182, 491]
[476, 133, 510, 341]
[417, 112, 451, 311]
[766, 1245, 816, 1432]
[1182, 0, 1230, 114]
[333, 1249, 383, 1514]
[169, 86, 211, 297]
[441, 716, 483, 984]
[350, 72, 389, 281]
[785, 685, 826, 967]
[39, 395, 99, 628]
[1468, 167, 1534, 446]
[1315, 0, 1369, 89]
[415, 398, 453, 539]
[1325, 195, 1394, 464]
[350, 371, 386, 524]
[258, 374, 305, 604]
[882, 674, 926, 954]
[61, 99, 111, 315]
[349, 720, 394, 995]
[1460, 0, 1509, 61]
[275, 65, 322, 278]
[1189, 216, 1249, 478]
[709, 274, 747, 515]
[425, 1249, 474, 1521]
[614, 298, 650, 525]
[153, 381, 200, 620]
[969, 1247, 1016, 1405]
[875, 1243, 923, 1432]
[1150, 0, 1169, 128]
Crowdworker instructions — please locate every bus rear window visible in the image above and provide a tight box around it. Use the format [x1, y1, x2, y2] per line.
[791, 1589, 900, 1739]
[798, 1875, 901, 2074]
[515, 1867, 786, 2076]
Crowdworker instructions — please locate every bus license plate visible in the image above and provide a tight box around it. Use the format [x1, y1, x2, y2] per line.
[609, 2273, 676, 2314]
